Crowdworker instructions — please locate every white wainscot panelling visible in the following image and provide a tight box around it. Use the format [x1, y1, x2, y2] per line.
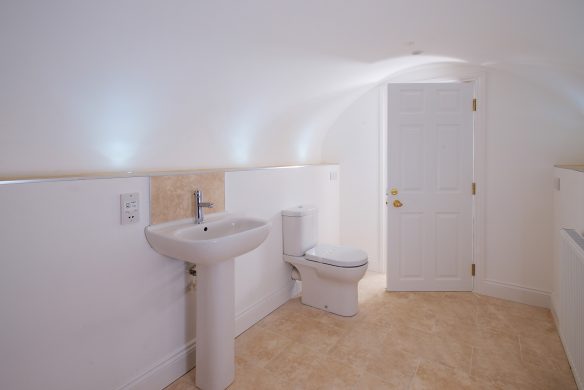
[0, 178, 196, 390]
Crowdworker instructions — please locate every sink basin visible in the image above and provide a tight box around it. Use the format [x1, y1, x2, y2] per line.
[145, 212, 270, 264]
[144, 212, 271, 390]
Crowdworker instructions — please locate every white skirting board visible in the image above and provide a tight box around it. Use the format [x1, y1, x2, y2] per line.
[118, 282, 295, 390]
[475, 278, 551, 308]
[235, 281, 297, 336]
[118, 340, 196, 390]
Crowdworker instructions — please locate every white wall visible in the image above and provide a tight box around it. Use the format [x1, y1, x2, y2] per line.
[478, 70, 584, 304]
[0, 165, 340, 390]
[226, 165, 340, 334]
[2, 1, 583, 177]
[0, 177, 196, 390]
[322, 66, 584, 306]
[321, 89, 382, 271]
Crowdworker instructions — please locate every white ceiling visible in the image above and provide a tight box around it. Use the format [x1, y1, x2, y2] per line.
[1, 0, 583, 174]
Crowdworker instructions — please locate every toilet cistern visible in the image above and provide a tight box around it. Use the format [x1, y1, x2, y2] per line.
[194, 189, 214, 224]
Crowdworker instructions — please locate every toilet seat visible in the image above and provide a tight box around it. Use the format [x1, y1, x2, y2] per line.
[305, 244, 368, 268]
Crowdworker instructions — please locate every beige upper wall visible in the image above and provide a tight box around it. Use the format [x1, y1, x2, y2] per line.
[1, 1, 583, 176]
[150, 172, 225, 225]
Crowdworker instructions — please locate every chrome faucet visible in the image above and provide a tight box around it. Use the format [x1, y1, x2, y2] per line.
[194, 190, 214, 224]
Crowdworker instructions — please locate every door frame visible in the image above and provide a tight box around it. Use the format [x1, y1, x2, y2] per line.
[378, 65, 486, 292]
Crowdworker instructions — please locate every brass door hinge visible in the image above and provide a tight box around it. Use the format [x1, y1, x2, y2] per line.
[472, 182, 476, 195]
[472, 98, 477, 112]
[471, 263, 476, 276]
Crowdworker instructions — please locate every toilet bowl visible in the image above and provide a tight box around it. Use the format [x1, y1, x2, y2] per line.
[282, 205, 368, 317]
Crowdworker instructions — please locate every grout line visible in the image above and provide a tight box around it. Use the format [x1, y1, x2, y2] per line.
[429, 319, 436, 334]
[407, 358, 422, 390]
[517, 334, 526, 364]
[469, 347, 475, 377]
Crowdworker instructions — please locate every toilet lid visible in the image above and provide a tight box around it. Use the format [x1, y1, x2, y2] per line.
[305, 244, 368, 268]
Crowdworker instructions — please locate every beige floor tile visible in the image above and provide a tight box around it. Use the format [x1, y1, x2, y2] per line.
[434, 320, 519, 355]
[476, 294, 553, 322]
[486, 364, 578, 390]
[168, 272, 576, 390]
[256, 303, 303, 334]
[476, 304, 521, 335]
[382, 324, 433, 356]
[411, 359, 495, 390]
[364, 347, 420, 389]
[418, 334, 473, 373]
[228, 356, 286, 390]
[263, 342, 322, 388]
[327, 321, 393, 372]
[259, 297, 320, 323]
[283, 314, 349, 354]
[471, 341, 523, 376]
[164, 369, 196, 390]
[551, 350, 575, 377]
[524, 361, 578, 390]
[303, 355, 364, 390]
[470, 345, 556, 389]
[354, 372, 408, 390]
[428, 298, 478, 328]
[476, 296, 555, 337]
[312, 307, 369, 331]
[235, 325, 295, 368]
[358, 294, 388, 316]
[327, 341, 382, 375]
[443, 291, 481, 304]
[365, 299, 438, 333]
[519, 331, 566, 370]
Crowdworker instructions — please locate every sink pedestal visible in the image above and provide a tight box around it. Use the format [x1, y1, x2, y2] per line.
[195, 259, 235, 390]
[144, 214, 271, 389]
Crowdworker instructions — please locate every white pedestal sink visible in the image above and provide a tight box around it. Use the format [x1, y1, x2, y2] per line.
[145, 213, 270, 390]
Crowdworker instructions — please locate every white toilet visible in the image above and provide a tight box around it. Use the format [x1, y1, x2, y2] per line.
[282, 205, 368, 316]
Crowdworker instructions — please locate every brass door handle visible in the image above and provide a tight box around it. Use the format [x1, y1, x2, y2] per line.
[393, 199, 403, 208]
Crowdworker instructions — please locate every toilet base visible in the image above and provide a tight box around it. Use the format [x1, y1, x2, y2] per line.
[285, 256, 367, 317]
[300, 279, 359, 316]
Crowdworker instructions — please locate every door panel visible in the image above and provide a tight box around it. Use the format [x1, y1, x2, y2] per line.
[399, 213, 424, 279]
[387, 83, 474, 291]
[436, 125, 460, 191]
[401, 125, 425, 191]
[435, 212, 460, 278]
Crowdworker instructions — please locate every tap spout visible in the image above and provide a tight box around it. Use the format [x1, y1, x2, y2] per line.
[194, 190, 214, 224]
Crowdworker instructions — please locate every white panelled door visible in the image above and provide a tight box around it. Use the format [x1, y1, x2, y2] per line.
[387, 83, 474, 291]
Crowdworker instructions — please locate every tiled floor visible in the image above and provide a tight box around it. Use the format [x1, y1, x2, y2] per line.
[166, 272, 577, 389]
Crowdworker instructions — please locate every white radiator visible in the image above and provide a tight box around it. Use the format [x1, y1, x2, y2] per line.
[560, 229, 584, 389]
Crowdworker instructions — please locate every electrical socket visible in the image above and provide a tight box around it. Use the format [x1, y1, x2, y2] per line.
[120, 192, 140, 225]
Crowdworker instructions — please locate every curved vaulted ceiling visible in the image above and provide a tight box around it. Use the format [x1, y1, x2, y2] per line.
[1, 0, 583, 175]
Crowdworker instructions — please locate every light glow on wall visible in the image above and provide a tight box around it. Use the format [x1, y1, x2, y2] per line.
[97, 140, 137, 167]
[356, 55, 468, 87]
[296, 124, 317, 162]
[229, 132, 252, 165]
[83, 87, 154, 169]
[227, 109, 264, 165]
